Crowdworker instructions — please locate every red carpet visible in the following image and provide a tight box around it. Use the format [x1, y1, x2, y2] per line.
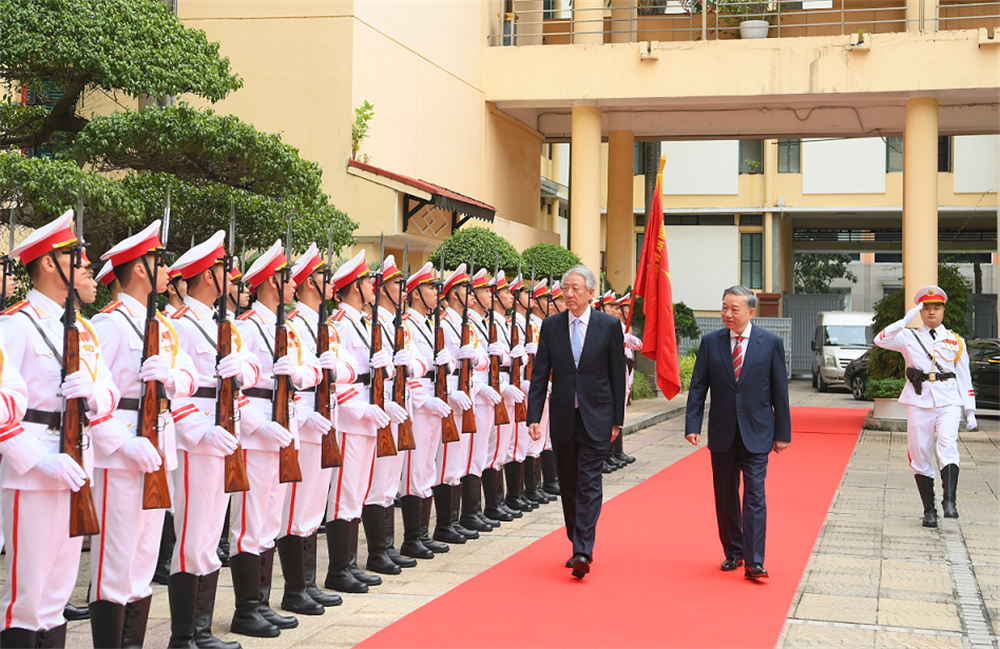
[359, 407, 867, 649]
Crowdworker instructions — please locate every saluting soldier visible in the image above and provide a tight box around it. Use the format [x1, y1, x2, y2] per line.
[89, 222, 199, 648]
[0, 210, 121, 649]
[873, 286, 976, 528]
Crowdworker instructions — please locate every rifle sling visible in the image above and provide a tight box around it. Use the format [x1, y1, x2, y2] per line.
[17, 310, 62, 364]
[182, 313, 218, 349]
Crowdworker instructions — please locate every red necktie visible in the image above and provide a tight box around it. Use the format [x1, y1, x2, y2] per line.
[733, 335, 744, 381]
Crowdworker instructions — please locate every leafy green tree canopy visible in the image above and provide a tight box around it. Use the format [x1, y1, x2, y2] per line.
[794, 253, 858, 294]
[429, 227, 521, 276]
[520, 243, 581, 281]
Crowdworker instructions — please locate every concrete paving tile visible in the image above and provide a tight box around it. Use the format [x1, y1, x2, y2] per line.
[778, 623, 876, 648]
[796, 593, 878, 624]
[875, 599, 962, 632]
[872, 629, 964, 648]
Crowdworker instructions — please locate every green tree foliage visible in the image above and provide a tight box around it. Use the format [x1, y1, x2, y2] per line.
[351, 100, 374, 163]
[520, 243, 581, 282]
[794, 253, 858, 294]
[429, 227, 520, 276]
[673, 301, 700, 343]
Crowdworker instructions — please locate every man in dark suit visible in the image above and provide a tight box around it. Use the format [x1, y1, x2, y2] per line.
[528, 266, 626, 580]
[685, 286, 791, 580]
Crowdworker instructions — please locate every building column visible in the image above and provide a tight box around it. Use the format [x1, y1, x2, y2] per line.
[606, 129, 634, 292]
[570, 104, 603, 273]
[573, 0, 604, 44]
[609, 0, 633, 43]
[902, 97, 939, 302]
[780, 216, 794, 297]
[906, 0, 936, 33]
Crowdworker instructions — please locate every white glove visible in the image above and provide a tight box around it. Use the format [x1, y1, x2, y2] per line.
[904, 302, 924, 325]
[487, 342, 505, 357]
[370, 348, 393, 369]
[392, 349, 412, 369]
[434, 348, 454, 367]
[385, 401, 408, 425]
[258, 421, 293, 447]
[36, 454, 87, 491]
[426, 397, 452, 418]
[457, 344, 477, 360]
[478, 384, 502, 405]
[216, 352, 243, 379]
[448, 390, 473, 411]
[61, 370, 95, 401]
[139, 355, 175, 391]
[625, 334, 643, 351]
[502, 384, 526, 404]
[966, 411, 978, 430]
[319, 351, 340, 380]
[522, 380, 531, 396]
[363, 404, 391, 428]
[273, 354, 298, 378]
[305, 412, 334, 434]
[509, 344, 526, 359]
[202, 425, 239, 455]
[524, 342, 538, 355]
[119, 436, 163, 473]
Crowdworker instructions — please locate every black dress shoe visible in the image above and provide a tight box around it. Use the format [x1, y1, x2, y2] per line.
[602, 460, 615, 474]
[615, 451, 636, 464]
[569, 554, 590, 579]
[721, 558, 744, 571]
[744, 563, 768, 580]
[63, 603, 89, 621]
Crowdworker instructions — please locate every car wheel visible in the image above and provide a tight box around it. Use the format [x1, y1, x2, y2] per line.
[851, 375, 866, 401]
[818, 372, 829, 393]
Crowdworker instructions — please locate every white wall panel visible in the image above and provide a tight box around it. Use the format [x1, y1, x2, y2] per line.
[954, 134, 998, 194]
[662, 140, 739, 195]
[802, 138, 886, 194]
[664, 225, 738, 311]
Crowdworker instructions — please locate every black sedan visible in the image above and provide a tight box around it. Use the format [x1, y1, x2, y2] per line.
[844, 349, 870, 401]
[969, 338, 1000, 410]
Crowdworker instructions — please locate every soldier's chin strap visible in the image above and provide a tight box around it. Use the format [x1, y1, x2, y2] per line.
[472, 286, 489, 312]
[49, 248, 84, 308]
[414, 282, 436, 314]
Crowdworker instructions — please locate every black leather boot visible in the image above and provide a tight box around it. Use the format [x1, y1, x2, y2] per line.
[258, 547, 299, 628]
[361, 505, 402, 575]
[523, 456, 548, 504]
[533, 454, 556, 502]
[459, 475, 493, 532]
[153, 512, 175, 585]
[0, 628, 36, 648]
[34, 623, 65, 649]
[275, 536, 325, 616]
[89, 600, 125, 649]
[503, 462, 527, 512]
[229, 553, 280, 638]
[431, 485, 465, 544]
[166, 572, 199, 649]
[495, 466, 521, 518]
[614, 433, 635, 464]
[399, 495, 434, 559]
[324, 519, 369, 594]
[941, 464, 960, 518]
[482, 469, 513, 522]
[63, 603, 89, 621]
[419, 495, 450, 552]
[451, 484, 479, 539]
[303, 532, 342, 606]
[540, 449, 561, 495]
[195, 570, 240, 649]
[348, 517, 383, 585]
[121, 594, 151, 649]
[915, 474, 938, 528]
[384, 505, 417, 567]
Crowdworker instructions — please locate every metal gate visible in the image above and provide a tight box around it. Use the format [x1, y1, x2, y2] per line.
[970, 294, 998, 339]
[784, 293, 846, 377]
[679, 316, 793, 378]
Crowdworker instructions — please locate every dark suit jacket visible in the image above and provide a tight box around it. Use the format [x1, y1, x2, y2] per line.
[527, 308, 626, 443]
[685, 325, 792, 454]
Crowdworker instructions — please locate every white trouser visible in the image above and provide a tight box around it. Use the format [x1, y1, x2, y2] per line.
[280, 442, 331, 538]
[365, 422, 406, 508]
[907, 404, 961, 478]
[90, 468, 165, 604]
[488, 402, 516, 471]
[1, 489, 82, 631]
[466, 400, 494, 478]
[172, 452, 229, 576]
[505, 421, 530, 464]
[230, 449, 285, 556]
[327, 432, 375, 521]
[403, 410, 443, 498]
[435, 421, 471, 487]
[527, 398, 551, 457]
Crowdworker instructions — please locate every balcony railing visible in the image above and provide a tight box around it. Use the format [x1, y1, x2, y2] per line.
[488, 0, 1000, 46]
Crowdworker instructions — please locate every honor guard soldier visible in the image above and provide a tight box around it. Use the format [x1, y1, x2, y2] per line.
[227, 264, 248, 318]
[433, 265, 485, 543]
[523, 280, 559, 501]
[0, 210, 121, 649]
[230, 239, 323, 637]
[163, 269, 186, 317]
[0, 344, 28, 553]
[167, 231, 261, 649]
[324, 251, 393, 594]
[89, 222, 199, 648]
[96, 260, 121, 300]
[283, 243, 357, 610]
[401, 263, 461, 557]
[874, 286, 976, 527]
[613, 293, 640, 466]
[551, 281, 565, 313]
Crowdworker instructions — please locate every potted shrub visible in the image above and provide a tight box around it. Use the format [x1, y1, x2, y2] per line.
[717, 0, 775, 39]
[865, 378, 907, 419]
[744, 158, 761, 174]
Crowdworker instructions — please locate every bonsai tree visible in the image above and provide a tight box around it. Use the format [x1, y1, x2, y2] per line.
[429, 226, 521, 276]
[520, 243, 582, 281]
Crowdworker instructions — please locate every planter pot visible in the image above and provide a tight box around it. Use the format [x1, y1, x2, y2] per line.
[740, 19, 770, 39]
[872, 398, 906, 420]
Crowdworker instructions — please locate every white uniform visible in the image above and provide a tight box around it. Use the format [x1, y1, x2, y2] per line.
[466, 310, 501, 479]
[0, 291, 119, 632]
[435, 308, 486, 486]
[402, 310, 447, 498]
[89, 294, 197, 605]
[487, 311, 516, 472]
[874, 319, 975, 477]
[0, 343, 28, 553]
[526, 312, 551, 457]
[505, 312, 532, 465]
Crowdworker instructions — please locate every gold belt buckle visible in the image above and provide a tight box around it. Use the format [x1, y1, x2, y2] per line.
[927, 372, 937, 382]
[158, 398, 170, 414]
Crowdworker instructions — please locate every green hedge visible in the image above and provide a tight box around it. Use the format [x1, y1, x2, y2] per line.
[428, 227, 520, 275]
[679, 354, 696, 391]
[865, 378, 906, 399]
[521, 243, 581, 281]
[630, 372, 655, 400]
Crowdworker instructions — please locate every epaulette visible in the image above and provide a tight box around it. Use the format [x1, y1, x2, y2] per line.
[0, 299, 28, 316]
[99, 300, 123, 314]
[286, 309, 300, 320]
[330, 310, 347, 323]
[236, 309, 256, 321]
[402, 312, 412, 320]
[362, 312, 373, 322]
[170, 305, 191, 319]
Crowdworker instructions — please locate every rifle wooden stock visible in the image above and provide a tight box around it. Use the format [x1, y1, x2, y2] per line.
[274, 327, 303, 483]
[458, 322, 477, 433]
[509, 316, 527, 423]
[62, 326, 100, 538]
[435, 328, 460, 443]
[315, 320, 342, 468]
[524, 318, 534, 381]
[392, 326, 416, 451]
[489, 321, 510, 426]
[140, 317, 171, 510]
[217, 320, 250, 493]
[371, 318, 397, 457]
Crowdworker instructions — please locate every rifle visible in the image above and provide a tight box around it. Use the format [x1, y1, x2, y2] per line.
[459, 251, 476, 433]
[435, 251, 460, 443]
[138, 198, 172, 510]
[1, 207, 14, 310]
[524, 265, 535, 381]
[372, 234, 396, 457]
[509, 260, 527, 423]
[316, 225, 342, 468]
[63, 190, 100, 537]
[392, 245, 416, 451]
[217, 210, 250, 494]
[275, 222, 303, 483]
[488, 254, 510, 426]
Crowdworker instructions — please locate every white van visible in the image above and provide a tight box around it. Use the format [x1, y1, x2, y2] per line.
[810, 311, 874, 392]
